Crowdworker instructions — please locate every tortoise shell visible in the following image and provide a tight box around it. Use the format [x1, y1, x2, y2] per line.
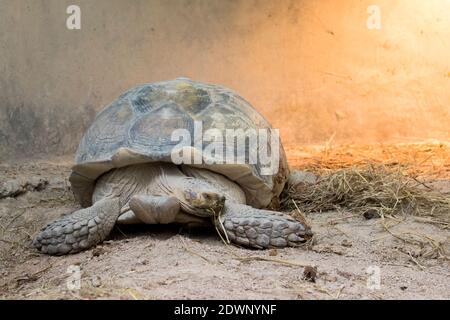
[70, 78, 289, 208]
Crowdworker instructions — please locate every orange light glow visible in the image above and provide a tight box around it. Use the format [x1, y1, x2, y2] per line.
[221, 0, 450, 146]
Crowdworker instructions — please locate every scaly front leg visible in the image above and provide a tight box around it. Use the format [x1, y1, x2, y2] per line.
[33, 197, 120, 255]
[216, 201, 313, 249]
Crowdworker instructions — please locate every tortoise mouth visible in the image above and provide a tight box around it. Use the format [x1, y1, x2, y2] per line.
[182, 190, 226, 217]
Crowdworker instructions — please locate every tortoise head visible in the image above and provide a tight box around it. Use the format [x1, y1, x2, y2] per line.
[182, 189, 226, 218]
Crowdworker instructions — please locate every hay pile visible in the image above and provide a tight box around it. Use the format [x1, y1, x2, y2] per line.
[282, 165, 450, 222]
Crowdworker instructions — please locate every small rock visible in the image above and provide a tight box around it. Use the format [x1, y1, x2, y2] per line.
[363, 209, 380, 220]
[0, 180, 25, 199]
[26, 177, 49, 191]
[91, 276, 101, 288]
[312, 244, 344, 255]
[341, 239, 352, 247]
[337, 270, 353, 280]
[400, 286, 408, 291]
[0, 177, 48, 199]
[268, 249, 278, 256]
[92, 247, 107, 257]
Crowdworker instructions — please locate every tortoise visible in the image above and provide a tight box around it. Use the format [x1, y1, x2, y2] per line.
[33, 78, 312, 255]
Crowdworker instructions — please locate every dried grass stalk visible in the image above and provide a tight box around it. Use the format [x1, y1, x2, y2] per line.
[282, 164, 450, 222]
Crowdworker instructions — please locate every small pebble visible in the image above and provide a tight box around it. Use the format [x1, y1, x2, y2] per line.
[91, 276, 101, 288]
[92, 247, 107, 257]
[341, 239, 352, 247]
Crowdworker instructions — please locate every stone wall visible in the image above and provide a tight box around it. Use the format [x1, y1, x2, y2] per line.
[1, 0, 449, 161]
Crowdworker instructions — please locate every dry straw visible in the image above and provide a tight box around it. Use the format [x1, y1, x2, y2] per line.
[282, 164, 450, 222]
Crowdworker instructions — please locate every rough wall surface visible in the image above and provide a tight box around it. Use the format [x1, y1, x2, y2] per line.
[1, 0, 449, 161]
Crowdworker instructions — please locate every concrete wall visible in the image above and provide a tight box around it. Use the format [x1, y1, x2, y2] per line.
[1, 0, 449, 161]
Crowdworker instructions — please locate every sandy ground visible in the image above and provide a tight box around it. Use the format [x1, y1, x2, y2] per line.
[0, 156, 449, 300]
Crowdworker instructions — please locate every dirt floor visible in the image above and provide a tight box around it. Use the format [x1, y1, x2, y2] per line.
[0, 143, 449, 299]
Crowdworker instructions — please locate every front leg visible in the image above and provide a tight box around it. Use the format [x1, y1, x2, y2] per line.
[129, 195, 180, 224]
[217, 202, 313, 249]
[33, 197, 120, 255]
[129, 194, 210, 227]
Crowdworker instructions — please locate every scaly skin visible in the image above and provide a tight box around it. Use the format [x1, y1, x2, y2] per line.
[32, 197, 120, 255]
[218, 202, 312, 249]
[32, 164, 312, 255]
[129, 195, 180, 224]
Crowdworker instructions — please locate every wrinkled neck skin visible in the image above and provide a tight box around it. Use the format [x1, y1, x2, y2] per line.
[92, 162, 246, 214]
